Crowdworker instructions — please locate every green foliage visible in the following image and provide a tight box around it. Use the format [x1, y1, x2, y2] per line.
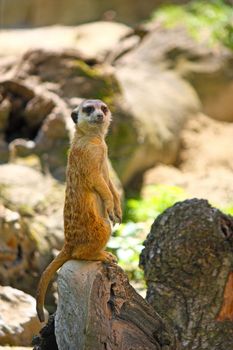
[151, 0, 233, 49]
[108, 222, 146, 282]
[108, 185, 187, 286]
[125, 185, 186, 222]
[221, 204, 233, 216]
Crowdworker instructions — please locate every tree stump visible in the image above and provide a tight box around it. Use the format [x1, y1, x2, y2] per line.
[140, 199, 233, 350]
[53, 260, 177, 350]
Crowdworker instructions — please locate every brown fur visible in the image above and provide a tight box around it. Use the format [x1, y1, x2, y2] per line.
[36, 100, 122, 322]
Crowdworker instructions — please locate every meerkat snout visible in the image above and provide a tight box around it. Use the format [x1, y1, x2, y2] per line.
[94, 112, 104, 123]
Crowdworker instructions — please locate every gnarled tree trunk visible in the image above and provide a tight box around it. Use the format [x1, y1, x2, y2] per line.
[140, 199, 233, 350]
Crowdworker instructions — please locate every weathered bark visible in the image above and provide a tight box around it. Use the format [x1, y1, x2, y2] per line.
[54, 260, 177, 350]
[140, 198, 233, 350]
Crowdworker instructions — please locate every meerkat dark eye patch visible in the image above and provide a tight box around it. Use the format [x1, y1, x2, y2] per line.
[101, 105, 108, 114]
[83, 105, 94, 114]
[71, 111, 78, 123]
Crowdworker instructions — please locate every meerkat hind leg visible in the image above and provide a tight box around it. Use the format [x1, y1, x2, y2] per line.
[72, 249, 117, 263]
[92, 251, 117, 263]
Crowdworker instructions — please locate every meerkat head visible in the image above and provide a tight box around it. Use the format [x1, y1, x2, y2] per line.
[71, 99, 111, 136]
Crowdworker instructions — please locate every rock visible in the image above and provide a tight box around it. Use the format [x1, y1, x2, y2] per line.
[0, 164, 58, 208]
[72, 22, 133, 61]
[1, 42, 201, 191]
[0, 205, 21, 262]
[24, 95, 55, 128]
[5, 25, 233, 194]
[140, 199, 233, 350]
[0, 136, 9, 163]
[112, 31, 200, 188]
[132, 26, 233, 122]
[180, 46, 233, 122]
[9, 139, 36, 158]
[179, 114, 233, 174]
[0, 79, 36, 143]
[0, 51, 122, 181]
[143, 114, 233, 207]
[55, 260, 177, 350]
[0, 201, 43, 294]
[13, 49, 120, 102]
[33, 108, 70, 180]
[0, 23, 132, 62]
[0, 286, 41, 346]
[0, 164, 64, 301]
[0, 80, 34, 101]
[0, 77, 72, 180]
[0, 98, 11, 132]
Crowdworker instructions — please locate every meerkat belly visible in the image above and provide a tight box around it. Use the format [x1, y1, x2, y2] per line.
[92, 191, 105, 217]
[64, 188, 104, 226]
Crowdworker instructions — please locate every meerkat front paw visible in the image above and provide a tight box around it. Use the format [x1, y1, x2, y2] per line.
[114, 205, 122, 224]
[105, 200, 115, 222]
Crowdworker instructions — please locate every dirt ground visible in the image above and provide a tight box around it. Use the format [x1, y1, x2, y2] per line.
[144, 113, 233, 208]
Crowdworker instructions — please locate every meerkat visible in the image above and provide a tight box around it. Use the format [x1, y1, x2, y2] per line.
[36, 99, 122, 322]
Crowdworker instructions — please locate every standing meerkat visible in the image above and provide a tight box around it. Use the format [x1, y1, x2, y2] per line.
[36, 99, 122, 322]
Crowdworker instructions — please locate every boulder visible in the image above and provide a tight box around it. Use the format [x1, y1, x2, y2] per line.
[0, 97, 11, 132]
[0, 52, 123, 182]
[0, 286, 41, 346]
[67, 22, 133, 61]
[0, 164, 63, 211]
[3, 25, 232, 192]
[0, 136, 9, 163]
[12, 49, 120, 102]
[144, 114, 233, 207]
[132, 26, 233, 122]
[24, 95, 55, 128]
[0, 164, 64, 299]
[0, 22, 132, 62]
[112, 29, 201, 188]
[1, 35, 201, 191]
[179, 114, 233, 173]
[0, 78, 71, 180]
[0, 205, 21, 263]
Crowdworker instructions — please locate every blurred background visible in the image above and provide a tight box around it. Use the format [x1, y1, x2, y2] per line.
[0, 0, 233, 347]
[0, 0, 201, 27]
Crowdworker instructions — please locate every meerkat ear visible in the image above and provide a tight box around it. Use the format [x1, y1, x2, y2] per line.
[71, 107, 79, 124]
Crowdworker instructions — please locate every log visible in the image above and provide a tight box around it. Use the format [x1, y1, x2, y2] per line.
[54, 261, 177, 350]
[140, 198, 233, 350]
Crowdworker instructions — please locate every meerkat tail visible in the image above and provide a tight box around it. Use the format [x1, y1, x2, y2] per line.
[36, 249, 70, 322]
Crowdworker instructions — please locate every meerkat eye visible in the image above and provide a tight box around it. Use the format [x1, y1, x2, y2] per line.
[83, 105, 94, 114]
[101, 105, 108, 114]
